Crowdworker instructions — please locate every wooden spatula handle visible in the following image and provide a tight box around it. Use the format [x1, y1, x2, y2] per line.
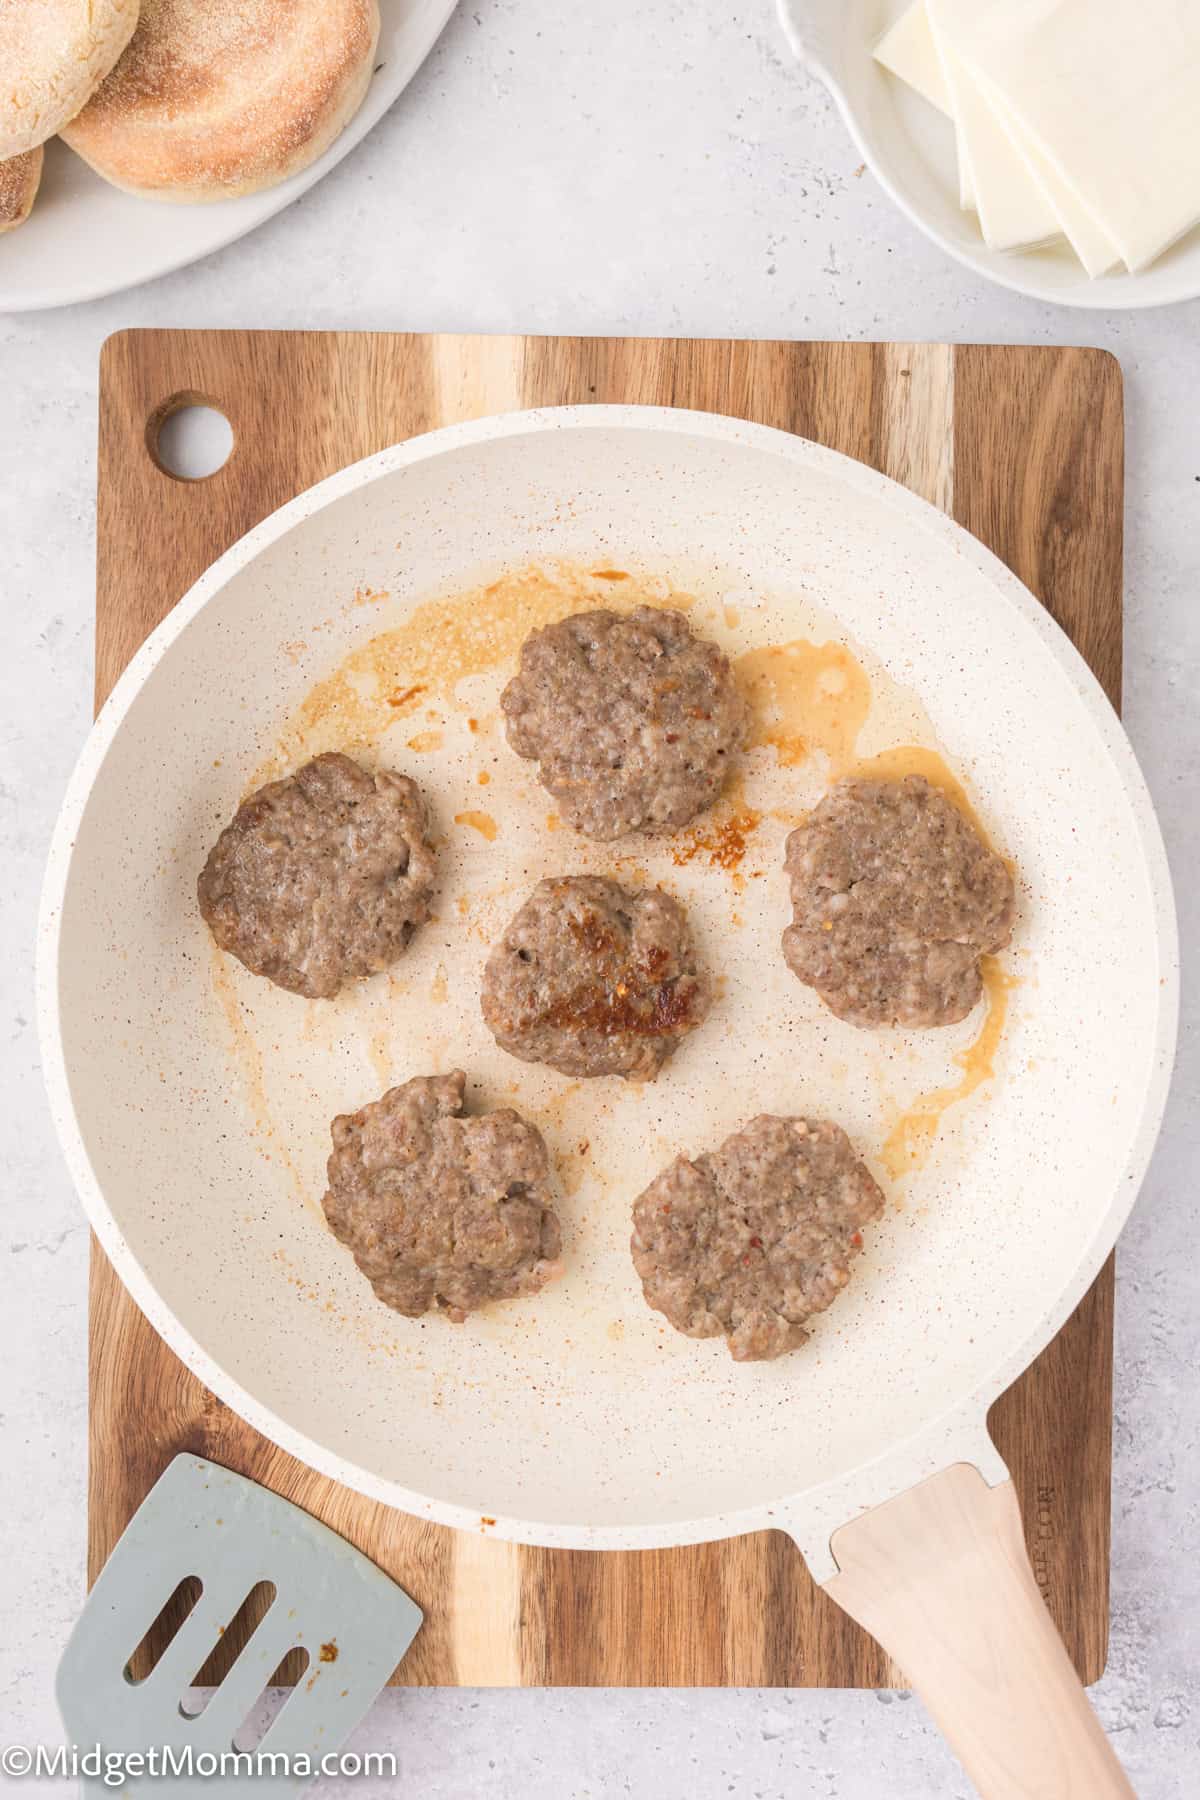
[823, 1464, 1134, 1799]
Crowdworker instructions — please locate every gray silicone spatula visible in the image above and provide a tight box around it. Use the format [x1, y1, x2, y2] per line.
[56, 1456, 422, 1798]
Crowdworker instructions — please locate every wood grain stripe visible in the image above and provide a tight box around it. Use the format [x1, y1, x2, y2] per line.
[878, 343, 954, 511]
[432, 333, 527, 428]
[448, 1534, 526, 1685]
[951, 346, 1123, 708]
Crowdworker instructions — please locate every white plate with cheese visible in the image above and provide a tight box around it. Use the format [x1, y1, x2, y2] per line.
[0, 0, 457, 315]
[777, 0, 1200, 309]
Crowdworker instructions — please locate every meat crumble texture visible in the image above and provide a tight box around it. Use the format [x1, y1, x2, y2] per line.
[631, 1114, 884, 1361]
[500, 605, 749, 839]
[782, 775, 1014, 1028]
[323, 1071, 563, 1322]
[197, 752, 437, 999]
[481, 874, 712, 1080]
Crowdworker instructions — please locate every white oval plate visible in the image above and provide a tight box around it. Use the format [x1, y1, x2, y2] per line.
[776, 0, 1200, 311]
[0, 0, 457, 315]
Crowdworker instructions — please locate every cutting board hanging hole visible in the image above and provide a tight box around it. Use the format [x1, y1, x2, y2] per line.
[148, 394, 234, 482]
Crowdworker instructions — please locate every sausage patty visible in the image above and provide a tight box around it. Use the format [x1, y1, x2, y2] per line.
[631, 1114, 884, 1361]
[323, 1071, 563, 1322]
[198, 752, 436, 999]
[481, 875, 711, 1081]
[782, 775, 1014, 1028]
[500, 605, 748, 839]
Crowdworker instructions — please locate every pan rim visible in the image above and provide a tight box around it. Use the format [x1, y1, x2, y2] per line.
[37, 403, 1179, 1552]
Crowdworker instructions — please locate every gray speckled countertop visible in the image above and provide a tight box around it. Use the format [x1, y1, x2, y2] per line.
[1, 3, 1196, 1795]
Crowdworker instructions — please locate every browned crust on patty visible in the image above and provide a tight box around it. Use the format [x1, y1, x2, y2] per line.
[482, 875, 712, 1080]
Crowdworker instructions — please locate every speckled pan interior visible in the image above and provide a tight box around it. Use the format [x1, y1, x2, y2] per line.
[39, 409, 1176, 1568]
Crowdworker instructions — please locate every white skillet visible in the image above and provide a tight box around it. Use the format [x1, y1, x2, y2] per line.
[39, 408, 1176, 1796]
[776, 0, 1200, 310]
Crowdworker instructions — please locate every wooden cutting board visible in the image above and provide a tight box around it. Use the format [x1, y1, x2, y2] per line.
[91, 330, 1122, 1688]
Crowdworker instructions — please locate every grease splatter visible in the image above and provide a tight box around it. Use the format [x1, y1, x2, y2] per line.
[736, 639, 872, 773]
[455, 810, 499, 842]
[882, 959, 1019, 1179]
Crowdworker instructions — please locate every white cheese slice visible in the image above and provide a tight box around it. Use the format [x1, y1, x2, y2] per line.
[929, 0, 1200, 272]
[931, 32, 1061, 251]
[873, 3, 952, 115]
[873, 3, 975, 211]
[979, 79, 1123, 278]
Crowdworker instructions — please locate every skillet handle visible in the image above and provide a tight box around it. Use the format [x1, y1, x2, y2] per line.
[821, 1464, 1134, 1799]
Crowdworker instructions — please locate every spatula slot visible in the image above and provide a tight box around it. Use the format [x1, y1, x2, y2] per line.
[178, 1579, 278, 1719]
[123, 1575, 202, 1685]
[231, 1649, 312, 1752]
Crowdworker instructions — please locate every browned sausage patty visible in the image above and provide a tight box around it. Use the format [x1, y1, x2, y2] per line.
[631, 1114, 884, 1361]
[481, 875, 711, 1081]
[197, 752, 436, 999]
[323, 1071, 563, 1322]
[782, 775, 1014, 1029]
[500, 605, 748, 840]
